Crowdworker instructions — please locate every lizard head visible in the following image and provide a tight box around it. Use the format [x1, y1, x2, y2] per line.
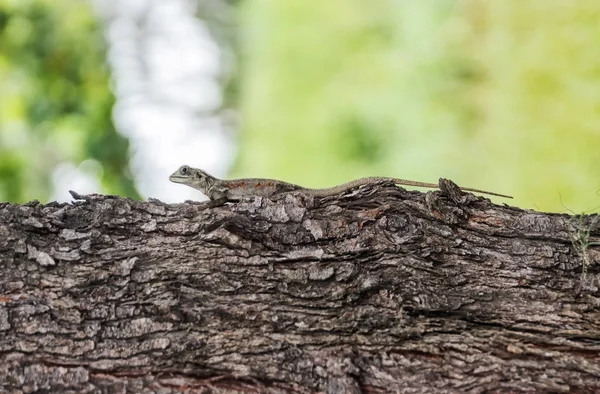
[169, 165, 215, 193]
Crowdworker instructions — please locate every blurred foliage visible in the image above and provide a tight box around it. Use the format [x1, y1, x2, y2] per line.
[0, 0, 139, 203]
[236, 0, 600, 212]
[2, 0, 599, 212]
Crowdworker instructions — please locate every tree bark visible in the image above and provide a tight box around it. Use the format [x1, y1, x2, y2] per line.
[1, 181, 599, 393]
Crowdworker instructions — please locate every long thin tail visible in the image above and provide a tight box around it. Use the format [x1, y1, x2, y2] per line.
[389, 177, 513, 199]
[450, 185, 512, 199]
[301, 177, 512, 199]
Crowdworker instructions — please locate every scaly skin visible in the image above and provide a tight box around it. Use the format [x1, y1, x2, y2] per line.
[169, 165, 512, 205]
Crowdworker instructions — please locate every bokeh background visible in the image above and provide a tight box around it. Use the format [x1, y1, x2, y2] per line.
[1, 0, 599, 213]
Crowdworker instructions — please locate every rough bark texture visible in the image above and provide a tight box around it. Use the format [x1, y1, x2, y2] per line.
[0, 181, 599, 393]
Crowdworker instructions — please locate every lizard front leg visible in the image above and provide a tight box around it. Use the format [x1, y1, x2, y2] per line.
[206, 197, 228, 207]
[205, 186, 230, 207]
[206, 193, 228, 207]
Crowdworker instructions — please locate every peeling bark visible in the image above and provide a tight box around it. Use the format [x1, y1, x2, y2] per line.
[0, 181, 599, 393]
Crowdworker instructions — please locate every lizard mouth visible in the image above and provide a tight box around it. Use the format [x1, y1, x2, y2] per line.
[169, 174, 186, 183]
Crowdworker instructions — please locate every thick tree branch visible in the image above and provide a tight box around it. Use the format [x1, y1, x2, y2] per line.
[0, 183, 599, 393]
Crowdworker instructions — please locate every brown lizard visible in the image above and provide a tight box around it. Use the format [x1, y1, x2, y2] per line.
[169, 165, 512, 206]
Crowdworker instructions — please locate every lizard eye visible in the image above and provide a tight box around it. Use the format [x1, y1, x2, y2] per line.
[180, 166, 189, 175]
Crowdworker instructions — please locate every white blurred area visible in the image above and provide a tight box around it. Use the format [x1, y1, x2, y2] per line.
[51, 0, 235, 202]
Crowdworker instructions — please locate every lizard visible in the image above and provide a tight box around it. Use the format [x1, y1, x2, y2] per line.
[169, 165, 513, 206]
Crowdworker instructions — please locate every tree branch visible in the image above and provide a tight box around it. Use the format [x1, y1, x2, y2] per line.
[1, 184, 599, 393]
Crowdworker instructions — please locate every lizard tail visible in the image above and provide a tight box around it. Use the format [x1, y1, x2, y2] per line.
[301, 177, 512, 199]
[451, 186, 513, 199]
[299, 177, 436, 198]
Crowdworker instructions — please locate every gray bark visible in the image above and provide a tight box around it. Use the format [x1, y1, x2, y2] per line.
[0, 181, 599, 393]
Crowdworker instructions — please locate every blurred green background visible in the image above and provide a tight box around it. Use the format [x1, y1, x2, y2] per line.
[1, 0, 599, 212]
[0, 0, 139, 203]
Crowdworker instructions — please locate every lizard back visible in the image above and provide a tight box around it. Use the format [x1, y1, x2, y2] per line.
[222, 178, 303, 200]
